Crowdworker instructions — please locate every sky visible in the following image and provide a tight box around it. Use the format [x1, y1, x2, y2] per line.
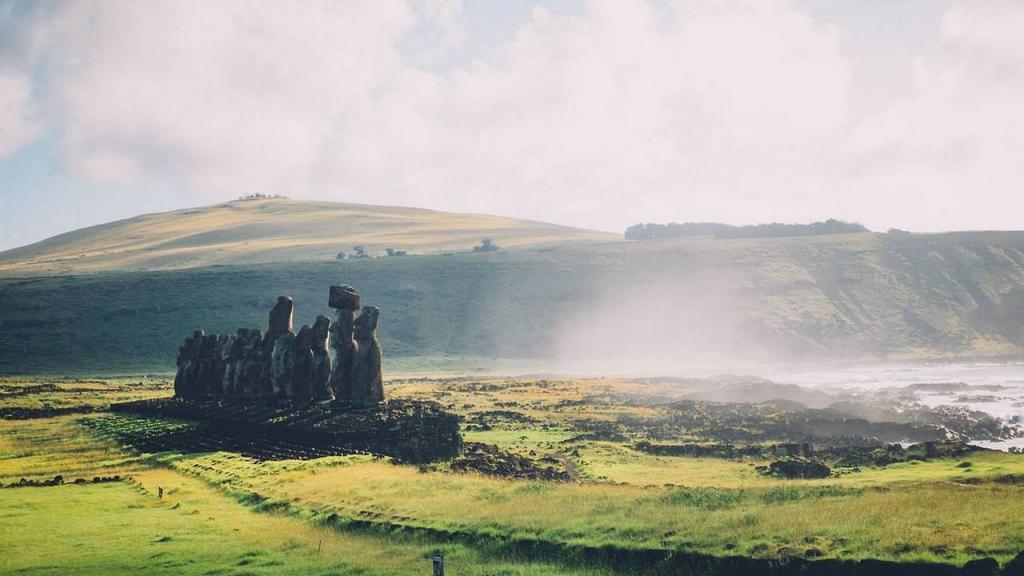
[0, 0, 1022, 251]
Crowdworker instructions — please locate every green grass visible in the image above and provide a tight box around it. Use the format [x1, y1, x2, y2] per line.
[0, 475, 608, 576]
[0, 416, 609, 576]
[0, 377, 170, 410]
[0, 416, 148, 483]
[152, 450, 1024, 565]
[4, 228, 1024, 375]
[4, 376, 1024, 572]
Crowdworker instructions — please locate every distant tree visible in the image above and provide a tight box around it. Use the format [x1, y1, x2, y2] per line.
[625, 222, 731, 240]
[625, 220, 868, 240]
[353, 245, 368, 258]
[472, 238, 499, 253]
[237, 193, 288, 201]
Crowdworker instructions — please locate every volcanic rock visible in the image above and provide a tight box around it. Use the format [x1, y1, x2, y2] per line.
[768, 458, 831, 479]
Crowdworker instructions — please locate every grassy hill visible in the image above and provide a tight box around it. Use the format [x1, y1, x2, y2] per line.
[2, 228, 1024, 375]
[0, 198, 615, 275]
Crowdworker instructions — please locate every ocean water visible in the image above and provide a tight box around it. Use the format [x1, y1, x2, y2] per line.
[768, 362, 1024, 450]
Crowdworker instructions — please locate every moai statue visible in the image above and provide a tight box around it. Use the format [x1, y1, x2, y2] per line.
[178, 330, 206, 397]
[186, 331, 207, 395]
[234, 328, 264, 398]
[253, 334, 274, 398]
[196, 334, 221, 395]
[350, 306, 383, 405]
[246, 296, 293, 399]
[310, 315, 333, 402]
[268, 296, 296, 398]
[225, 329, 253, 397]
[219, 334, 237, 396]
[328, 285, 361, 401]
[268, 296, 293, 334]
[174, 330, 198, 397]
[210, 334, 231, 396]
[192, 335, 208, 395]
[173, 338, 187, 397]
[271, 332, 296, 397]
[172, 287, 380, 404]
[291, 325, 314, 401]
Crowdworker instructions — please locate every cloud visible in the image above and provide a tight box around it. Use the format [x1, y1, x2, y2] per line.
[413, 0, 465, 45]
[839, 0, 1024, 231]
[320, 0, 852, 228]
[0, 71, 38, 157]
[0, 0, 1021, 232]
[40, 0, 415, 194]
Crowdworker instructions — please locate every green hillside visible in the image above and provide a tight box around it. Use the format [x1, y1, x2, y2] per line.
[2, 230, 1024, 375]
[0, 198, 614, 275]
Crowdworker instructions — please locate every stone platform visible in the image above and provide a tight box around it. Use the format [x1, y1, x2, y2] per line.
[111, 398, 462, 463]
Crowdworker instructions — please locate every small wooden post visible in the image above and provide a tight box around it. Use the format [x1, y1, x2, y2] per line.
[432, 551, 444, 576]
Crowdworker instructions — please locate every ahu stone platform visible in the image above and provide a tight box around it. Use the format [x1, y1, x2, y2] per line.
[111, 397, 462, 463]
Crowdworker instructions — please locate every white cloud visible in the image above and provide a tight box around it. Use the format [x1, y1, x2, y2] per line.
[413, 0, 465, 45]
[839, 0, 1024, 231]
[320, 0, 852, 228]
[0, 71, 38, 157]
[1, 0, 1022, 232]
[47, 0, 415, 194]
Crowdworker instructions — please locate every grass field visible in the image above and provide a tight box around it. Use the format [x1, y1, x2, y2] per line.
[3, 376, 1024, 574]
[0, 415, 608, 576]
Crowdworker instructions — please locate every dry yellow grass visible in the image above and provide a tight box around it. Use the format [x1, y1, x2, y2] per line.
[0, 198, 616, 274]
[0, 416, 147, 482]
[164, 451, 1024, 563]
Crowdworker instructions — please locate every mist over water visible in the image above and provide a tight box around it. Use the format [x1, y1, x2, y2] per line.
[550, 272, 826, 376]
[766, 361, 1024, 450]
[547, 276, 1024, 450]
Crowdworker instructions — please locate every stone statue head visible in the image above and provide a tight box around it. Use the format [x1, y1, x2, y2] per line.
[312, 315, 331, 343]
[354, 306, 379, 339]
[268, 295, 294, 334]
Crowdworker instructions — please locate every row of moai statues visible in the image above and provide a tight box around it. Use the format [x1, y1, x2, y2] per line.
[173, 285, 384, 405]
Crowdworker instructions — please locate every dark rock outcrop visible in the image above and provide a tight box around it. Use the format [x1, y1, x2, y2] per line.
[451, 442, 572, 481]
[768, 458, 831, 479]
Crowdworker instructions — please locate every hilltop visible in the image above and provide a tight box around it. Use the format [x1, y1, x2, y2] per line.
[0, 198, 616, 275]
